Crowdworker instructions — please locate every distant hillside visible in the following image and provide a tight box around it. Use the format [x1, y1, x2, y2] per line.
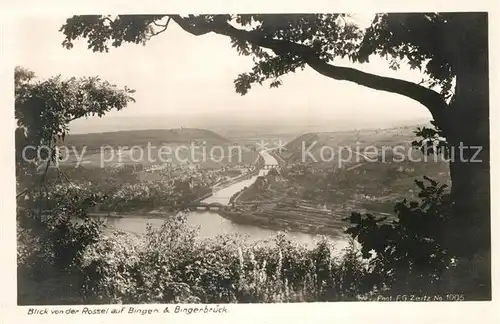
[277, 124, 450, 214]
[62, 128, 260, 168]
[66, 128, 230, 150]
[281, 124, 431, 166]
[68, 113, 431, 138]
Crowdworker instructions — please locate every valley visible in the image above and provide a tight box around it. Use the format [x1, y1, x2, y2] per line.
[55, 124, 450, 242]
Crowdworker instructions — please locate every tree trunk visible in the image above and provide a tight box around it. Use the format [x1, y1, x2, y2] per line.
[445, 20, 490, 298]
[448, 145, 490, 299]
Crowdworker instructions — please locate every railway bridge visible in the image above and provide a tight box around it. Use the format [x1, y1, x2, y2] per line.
[176, 202, 226, 211]
[262, 164, 280, 170]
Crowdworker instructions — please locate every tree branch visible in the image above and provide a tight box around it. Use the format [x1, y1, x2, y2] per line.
[150, 17, 171, 37]
[168, 15, 450, 131]
[103, 17, 114, 25]
[305, 58, 450, 130]
[169, 15, 213, 36]
[16, 188, 29, 199]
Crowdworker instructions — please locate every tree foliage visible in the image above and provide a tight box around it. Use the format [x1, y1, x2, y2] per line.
[346, 177, 454, 294]
[15, 66, 135, 166]
[15, 66, 136, 189]
[60, 13, 488, 134]
[15, 67, 136, 303]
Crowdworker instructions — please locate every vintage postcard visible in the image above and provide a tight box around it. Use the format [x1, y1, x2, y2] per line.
[1, 1, 499, 323]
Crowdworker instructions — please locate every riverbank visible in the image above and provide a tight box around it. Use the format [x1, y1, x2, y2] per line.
[212, 168, 260, 192]
[90, 150, 347, 241]
[87, 170, 259, 220]
[217, 204, 348, 237]
[88, 206, 177, 219]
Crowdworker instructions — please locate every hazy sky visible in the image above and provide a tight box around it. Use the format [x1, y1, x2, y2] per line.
[15, 14, 432, 133]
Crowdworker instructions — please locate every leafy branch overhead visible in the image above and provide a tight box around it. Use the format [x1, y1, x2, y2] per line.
[59, 13, 486, 135]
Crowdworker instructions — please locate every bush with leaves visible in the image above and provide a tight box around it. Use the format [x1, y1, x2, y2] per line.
[77, 214, 372, 304]
[17, 185, 105, 304]
[80, 231, 146, 303]
[15, 66, 137, 304]
[346, 176, 457, 296]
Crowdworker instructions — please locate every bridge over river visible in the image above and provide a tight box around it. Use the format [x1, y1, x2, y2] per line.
[91, 149, 350, 251]
[176, 201, 226, 211]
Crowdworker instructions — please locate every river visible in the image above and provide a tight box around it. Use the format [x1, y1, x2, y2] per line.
[102, 150, 349, 249]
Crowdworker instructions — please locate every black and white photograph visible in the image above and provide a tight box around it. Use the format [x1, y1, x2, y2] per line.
[2, 4, 499, 322]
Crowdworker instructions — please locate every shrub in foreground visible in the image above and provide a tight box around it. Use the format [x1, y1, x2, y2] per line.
[79, 214, 373, 303]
